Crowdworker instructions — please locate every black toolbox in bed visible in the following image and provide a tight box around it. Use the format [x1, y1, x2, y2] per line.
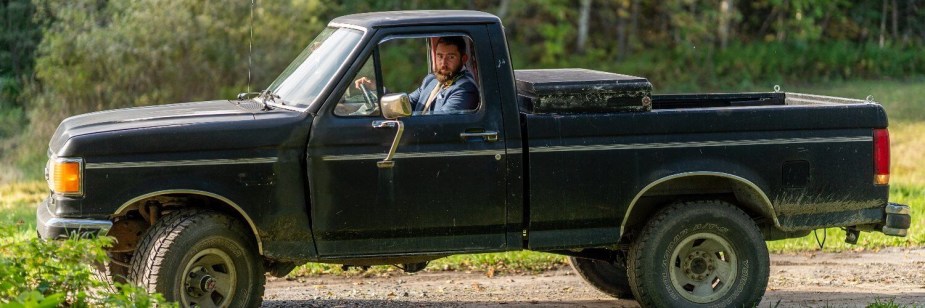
[515, 68, 653, 113]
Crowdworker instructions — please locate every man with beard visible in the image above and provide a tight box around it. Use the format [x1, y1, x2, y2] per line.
[355, 36, 479, 115]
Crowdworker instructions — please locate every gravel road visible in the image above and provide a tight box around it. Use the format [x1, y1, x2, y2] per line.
[263, 248, 925, 307]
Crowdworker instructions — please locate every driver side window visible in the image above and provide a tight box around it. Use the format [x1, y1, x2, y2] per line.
[334, 55, 380, 117]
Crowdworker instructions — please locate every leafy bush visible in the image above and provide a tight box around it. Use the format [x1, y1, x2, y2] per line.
[0, 226, 174, 307]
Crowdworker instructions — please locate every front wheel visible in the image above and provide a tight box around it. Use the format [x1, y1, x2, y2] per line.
[129, 209, 265, 307]
[627, 201, 769, 307]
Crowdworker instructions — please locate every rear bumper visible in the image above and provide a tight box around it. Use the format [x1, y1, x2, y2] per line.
[36, 197, 112, 239]
[881, 202, 911, 237]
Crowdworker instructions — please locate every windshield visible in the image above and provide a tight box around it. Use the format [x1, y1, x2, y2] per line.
[264, 26, 364, 110]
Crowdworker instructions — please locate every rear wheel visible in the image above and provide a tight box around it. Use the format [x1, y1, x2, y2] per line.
[129, 209, 265, 307]
[627, 201, 769, 307]
[568, 256, 634, 299]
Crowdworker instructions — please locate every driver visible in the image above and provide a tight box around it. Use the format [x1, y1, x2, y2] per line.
[355, 36, 478, 115]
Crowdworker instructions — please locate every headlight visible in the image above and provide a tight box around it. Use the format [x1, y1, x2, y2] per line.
[46, 157, 83, 196]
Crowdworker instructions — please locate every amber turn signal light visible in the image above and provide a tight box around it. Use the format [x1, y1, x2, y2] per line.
[52, 159, 83, 195]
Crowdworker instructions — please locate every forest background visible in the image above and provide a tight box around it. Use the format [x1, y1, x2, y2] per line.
[1, 0, 924, 182]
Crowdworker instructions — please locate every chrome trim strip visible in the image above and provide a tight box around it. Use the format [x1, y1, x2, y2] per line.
[507, 148, 523, 154]
[329, 22, 368, 33]
[85, 157, 278, 169]
[322, 149, 504, 161]
[45, 218, 113, 236]
[785, 92, 872, 105]
[619, 172, 778, 237]
[113, 189, 265, 254]
[531, 136, 871, 153]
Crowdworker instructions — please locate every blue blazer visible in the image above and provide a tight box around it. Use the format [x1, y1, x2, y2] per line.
[408, 70, 479, 114]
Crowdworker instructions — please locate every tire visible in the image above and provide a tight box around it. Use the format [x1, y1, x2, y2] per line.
[129, 209, 265, 307]
[627, 201, 769, 307]
[568, 256, 634, 299]
[94, 252, 130, 284]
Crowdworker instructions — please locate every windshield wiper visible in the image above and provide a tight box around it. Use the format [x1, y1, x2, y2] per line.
[257, 89, 289, 110]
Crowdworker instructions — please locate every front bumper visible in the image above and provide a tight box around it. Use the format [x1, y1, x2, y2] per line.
[36, 197, 112, 239]
[882, 202, 911, 237]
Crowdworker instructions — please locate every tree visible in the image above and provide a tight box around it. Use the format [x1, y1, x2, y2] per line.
[0, 0, 42, 110]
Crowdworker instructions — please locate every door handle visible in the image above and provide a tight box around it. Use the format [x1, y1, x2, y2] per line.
[460, 131, 499, 142]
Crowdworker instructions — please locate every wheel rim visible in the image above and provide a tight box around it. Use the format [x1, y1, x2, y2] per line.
[668, 232, 737, 303]
[180, 248, 237, 308]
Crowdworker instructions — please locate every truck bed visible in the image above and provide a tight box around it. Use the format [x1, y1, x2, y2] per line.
[520, 92, 888, 250]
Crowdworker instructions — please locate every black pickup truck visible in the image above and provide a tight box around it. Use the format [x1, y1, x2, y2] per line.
[37, 10, 911, 307]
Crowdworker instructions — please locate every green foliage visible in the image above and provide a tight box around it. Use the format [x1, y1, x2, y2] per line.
[27, 0, 331, 132]
[0, 182, 173, 306]
[0, 0, 42, 110]
[866, 298, 908, 308]
[0, 106, 24, 139]
[0, 225, 174, 306]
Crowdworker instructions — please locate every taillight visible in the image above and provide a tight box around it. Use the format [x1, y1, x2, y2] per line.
[873, 128, 890, 185]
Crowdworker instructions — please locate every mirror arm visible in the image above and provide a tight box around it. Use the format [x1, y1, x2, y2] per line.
[372, 120, 404, 168]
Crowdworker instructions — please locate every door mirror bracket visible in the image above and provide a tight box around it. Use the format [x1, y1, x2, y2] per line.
[373, 93, 412, 168]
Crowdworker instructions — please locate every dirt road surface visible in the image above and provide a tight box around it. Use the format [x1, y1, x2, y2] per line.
[263, 248, 925, 307]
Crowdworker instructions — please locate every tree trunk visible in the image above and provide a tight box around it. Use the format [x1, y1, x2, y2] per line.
[892, 0, 898, 38]
[630, 0, 638, 54]
[577, 0, 591, 54]
[617, 3, 627, 60]
[496, 0, 510, 19]
[880, 0, 887, 48]
[718, 0, 732, 49]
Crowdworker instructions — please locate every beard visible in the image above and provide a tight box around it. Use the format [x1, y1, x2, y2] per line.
[435, 66, 460, 83]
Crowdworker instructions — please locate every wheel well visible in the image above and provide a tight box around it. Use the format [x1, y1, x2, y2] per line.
[108, 192, 263, 256]
[619, 174, 777, 243]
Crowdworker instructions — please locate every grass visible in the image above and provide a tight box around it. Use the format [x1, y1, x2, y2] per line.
[2, 80, 924, 276]
[288, 250, 568, 277]
[0, 180, 44, 229]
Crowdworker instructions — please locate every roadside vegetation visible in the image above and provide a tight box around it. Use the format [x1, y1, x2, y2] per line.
[0, 185, 173, 306]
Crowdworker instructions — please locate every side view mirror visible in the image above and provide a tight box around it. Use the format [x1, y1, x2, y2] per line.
[380, 93, 412, 120]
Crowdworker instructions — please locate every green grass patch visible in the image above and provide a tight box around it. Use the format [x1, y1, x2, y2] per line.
[0, 181, 43, 228]
[289, 250, 569, 277]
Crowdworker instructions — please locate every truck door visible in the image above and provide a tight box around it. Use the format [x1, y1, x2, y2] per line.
[307, 26, 508, 257]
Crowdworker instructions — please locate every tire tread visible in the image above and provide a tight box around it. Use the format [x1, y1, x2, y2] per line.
[129, 209, 265, 306]
[628, 200, 768, 307]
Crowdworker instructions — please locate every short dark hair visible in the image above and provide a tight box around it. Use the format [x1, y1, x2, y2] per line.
[435, 36, 467, 56]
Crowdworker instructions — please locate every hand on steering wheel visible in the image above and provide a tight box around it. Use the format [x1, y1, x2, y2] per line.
[354, 77, 377, 109]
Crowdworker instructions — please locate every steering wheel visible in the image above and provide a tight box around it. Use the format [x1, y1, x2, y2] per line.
[359, 83, 378, 111]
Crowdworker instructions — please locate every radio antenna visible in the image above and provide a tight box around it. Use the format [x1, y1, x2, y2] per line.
[247, 0, 255, 93]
